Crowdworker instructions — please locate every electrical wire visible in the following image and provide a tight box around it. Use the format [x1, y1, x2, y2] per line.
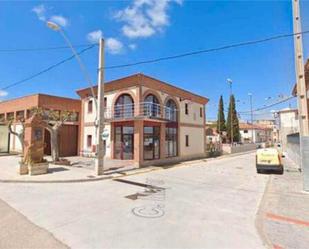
[0, 44, 96, 91]
[1, 30, 308, 93]
[0, 44, 97, 53]
[239, 96, 295, 114]
[104, 30, 309, 70]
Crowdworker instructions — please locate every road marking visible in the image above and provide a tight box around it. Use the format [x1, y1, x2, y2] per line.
[266, 212, 309, 227]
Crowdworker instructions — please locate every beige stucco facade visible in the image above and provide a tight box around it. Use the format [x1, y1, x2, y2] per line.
[77, 73, 208, 167]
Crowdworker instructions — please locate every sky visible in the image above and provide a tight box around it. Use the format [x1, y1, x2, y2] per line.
[1, 0, 309, 121]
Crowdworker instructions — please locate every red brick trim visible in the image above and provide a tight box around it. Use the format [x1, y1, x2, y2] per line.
[76, 73, 209, 105]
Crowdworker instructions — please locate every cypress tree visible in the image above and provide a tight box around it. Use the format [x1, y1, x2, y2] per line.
[226, 94, 240, 143]
[216, 95, 226, 134]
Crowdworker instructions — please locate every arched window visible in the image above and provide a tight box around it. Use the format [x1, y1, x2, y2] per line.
[144, 94, 160, 118]
[165, 99, 177, 122]
[114, 94, 134, 119]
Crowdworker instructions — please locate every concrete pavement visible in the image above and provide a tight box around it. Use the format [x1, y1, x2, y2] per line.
[0, 198, 67, 249]
[0, 152, 269, 249]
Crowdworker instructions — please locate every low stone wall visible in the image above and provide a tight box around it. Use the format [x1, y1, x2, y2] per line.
[222, 143, 256, 154]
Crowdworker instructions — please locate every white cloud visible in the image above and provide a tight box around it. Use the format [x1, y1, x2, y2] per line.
[106, 38, 124, 54]
[128, 43, 137, 50]
[32, 4, 46, 21]
[0, 90, 8, 97]
[86, 32, 124, 54]
[32, 5, 69, 28]
[115, 0, 182, 39]
[87, 30, 103, 43]
[49, 15, 69, 28]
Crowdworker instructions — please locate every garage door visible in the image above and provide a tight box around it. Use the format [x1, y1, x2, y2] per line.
[59, 125, 78, 157]
[44, 125, 78, 157]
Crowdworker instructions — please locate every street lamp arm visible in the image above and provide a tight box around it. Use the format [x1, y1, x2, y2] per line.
[58, 29, 98, 110]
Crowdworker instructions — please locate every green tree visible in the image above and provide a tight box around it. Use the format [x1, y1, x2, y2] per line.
[216, 95, 226, 134]
[226, 94, 240, 143]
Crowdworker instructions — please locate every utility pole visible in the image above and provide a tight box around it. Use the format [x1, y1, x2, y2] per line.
[292, 0, 309, 191]
[227, 79, 233, 145]
[248, 93, 254, 143]
[95, 38, 105, 175]
[45, 21, 103, 175]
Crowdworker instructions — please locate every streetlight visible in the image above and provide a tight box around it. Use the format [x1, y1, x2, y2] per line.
[227, 78, 233, 145]
[46, 21, 105, 175]
[248, 93, 254, 143]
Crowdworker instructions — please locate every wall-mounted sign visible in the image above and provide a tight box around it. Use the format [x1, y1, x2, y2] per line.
[101, 128, 109, 140]
[34, 128, 43, 141]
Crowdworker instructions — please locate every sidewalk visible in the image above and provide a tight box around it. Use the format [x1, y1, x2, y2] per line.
[257, 157, 309, 249]
[0, 155, 145, 183]
[0, 151, 256, 183]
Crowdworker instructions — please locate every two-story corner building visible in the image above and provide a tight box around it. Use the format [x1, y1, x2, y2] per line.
[0, 94, 81, 156]
[77, 73, 209, 167]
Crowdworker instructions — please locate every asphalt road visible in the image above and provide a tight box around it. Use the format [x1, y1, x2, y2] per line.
[0, 152, 269, 249]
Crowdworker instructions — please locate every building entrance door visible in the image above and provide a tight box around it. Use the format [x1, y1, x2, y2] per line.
[115, 125, 134, 160]
[122, 134, 134, 160]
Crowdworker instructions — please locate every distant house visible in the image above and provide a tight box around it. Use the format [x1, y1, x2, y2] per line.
[239, 123, 272, 144]
[205, 122, 220, 144]
[276, 108, 299, 152]
[255, 119, 279, 144]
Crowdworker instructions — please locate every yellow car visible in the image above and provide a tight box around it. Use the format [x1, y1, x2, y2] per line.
[256, 148, 283, 174]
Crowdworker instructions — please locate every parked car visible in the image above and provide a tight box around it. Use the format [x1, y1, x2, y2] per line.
[256, 148, 283, 174]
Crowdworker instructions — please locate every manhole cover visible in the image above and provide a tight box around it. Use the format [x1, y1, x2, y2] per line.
[132, 205, 164, 218]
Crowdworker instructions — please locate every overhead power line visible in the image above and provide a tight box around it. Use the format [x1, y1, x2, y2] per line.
[0, 43, 97, 53]
[0, 44, 96, 91]
[239, 96, 295, 114]
[1, 30, 308, 91]
[104, 30, 309, 70]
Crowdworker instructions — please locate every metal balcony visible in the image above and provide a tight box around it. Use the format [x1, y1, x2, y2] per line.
[104, 102, 177, 122]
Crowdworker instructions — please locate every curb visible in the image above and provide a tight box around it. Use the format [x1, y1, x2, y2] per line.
[0, 167, 160, 184]
[255, 175, 273, 249]
[0, 150, 256, 184]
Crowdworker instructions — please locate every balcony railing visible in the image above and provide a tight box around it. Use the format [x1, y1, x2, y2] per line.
[104, 102, 177, 122]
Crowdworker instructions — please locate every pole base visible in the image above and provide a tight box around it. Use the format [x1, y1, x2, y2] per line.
[94, 158, 104, 176]
[300, 136, 309, 191]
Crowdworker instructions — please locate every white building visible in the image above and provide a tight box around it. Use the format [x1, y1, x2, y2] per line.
[239, 123, 272, 144]
[276, 108, 299, 151]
